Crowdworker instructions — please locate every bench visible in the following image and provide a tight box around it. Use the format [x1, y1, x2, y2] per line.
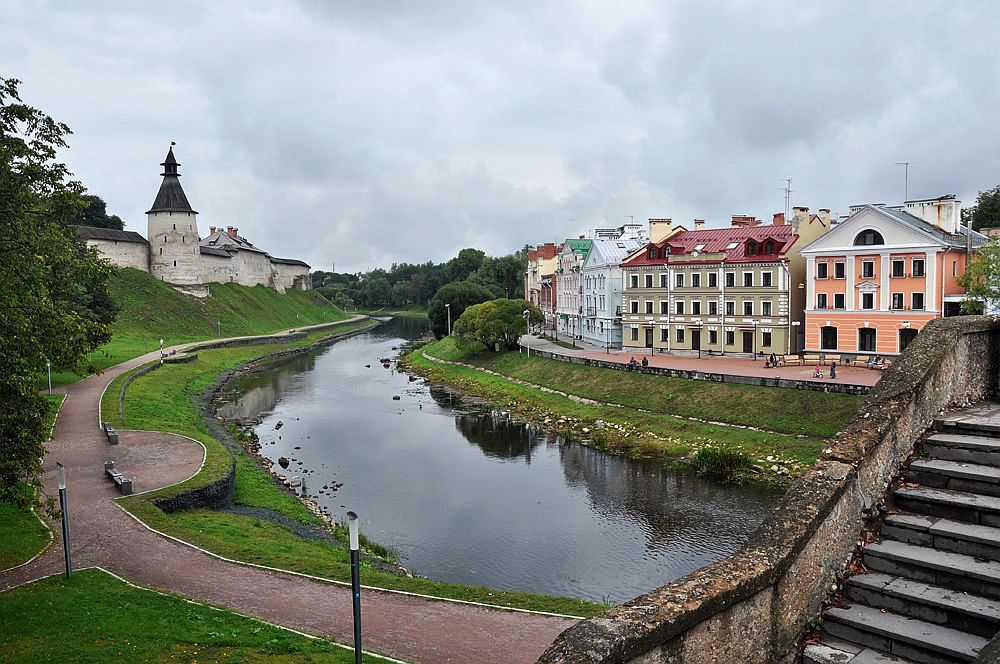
[102, 422, 119, 445]
[780, 354, 802, 366]
[801, 353, 821, 365]
[104, 460, 133, 495]
[820, 354, 842, 366]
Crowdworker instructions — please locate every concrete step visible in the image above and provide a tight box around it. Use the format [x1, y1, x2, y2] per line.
[937, 415, 1000, 438]
[882, 512, 1000, 562]
[863, 540, 1000, 600]
[923, 433, 1000, 468]
[894, 486, 1000, 526]
[906, 458, 1000, 497]
[824, 604, 987, 663]
[845, 572, 1000, 638]
[804, 639, 915, 663]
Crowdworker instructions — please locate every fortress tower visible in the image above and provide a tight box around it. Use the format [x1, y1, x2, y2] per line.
[147, 145, 202, 286]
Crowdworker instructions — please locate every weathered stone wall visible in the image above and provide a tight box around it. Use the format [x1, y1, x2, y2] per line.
[86, 238, 149, 271]
[231, 249, 272, 288]
[271, 263, 312, 293]
[148, 210, 202, 285]
[200, 252, 234, 284]
[152, 459, 236, 513]
[538, 315, 1000, 664]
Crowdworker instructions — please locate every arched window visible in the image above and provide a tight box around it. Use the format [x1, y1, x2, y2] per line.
[854, 229, 885, 246]
[746, 242, 757, 255]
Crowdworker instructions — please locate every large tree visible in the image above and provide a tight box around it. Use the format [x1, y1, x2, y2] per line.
[957, 240, 1000, 314]
[427, 280, 494, 339]
[1, 77, 116, 508]
[63, 193, 124, 230]
[963, 185, 1000, 232]
[454, 298, 543, 351]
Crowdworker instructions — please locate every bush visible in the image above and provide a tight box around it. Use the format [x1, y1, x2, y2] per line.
[427, 281, 495, 339]
[691, 447, 752, 480]
[454, 298, 542, 351]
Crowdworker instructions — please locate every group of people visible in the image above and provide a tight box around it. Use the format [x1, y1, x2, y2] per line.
[627, 356, 649, 369]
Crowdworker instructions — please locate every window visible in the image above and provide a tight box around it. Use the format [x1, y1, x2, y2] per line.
[834, 293, 846, 309]
[675, 301, 685, 315]
[708, 273, 718, 288]
[173, 260, 177, 267]
[834, 263, 846, 279]
[853, 229, 885, 246]
[645, 274, 653, 288]
[817, 294, 827, 309]
[743, 300, 753, 315]
[709, 330, 718, 345]
[691, 273, 701, 288]
[725, 272, 736, 288]
[660, 328, 668, 342]
[692, 301, 702, 315]
[912, 292, 925, 310]
[675, 273, 684, 288]
[725, 242, 739, 250]
[630, 275, 638, 288]
[765, 241, 775, 254]
[761, 301, 772, 316]
[816, 262, 828, 279]
[743, 273, 753, 287]
[859, 328, 877, 352]
[953, 260, 958, 277]
[660, 273, 668, 288]
[159, 247, 163, 255]
[862, 293, 874, 309]
[709, 301, 718, 315]
[676, 328, 685, 343]
[892, 260, 905, 277]
[725, 301, 735, 316]
[762, 331, 772, 347]
[647, 248, 657, 259]
[630, 301, 639, 314]
[660, 301, 669, 314]
[746, 242, 757, 255]
[862, 261, 874, 278]
[726, 330, 735, 345]
[173, 223, 176, 230]
[631, 328, 638, 341]
[821, 326, 838, 350]
[645, 301, 654, 314]
[912, 259, 925, 277]
[892, 293, 904, 310]
[761, 272, 772, 288]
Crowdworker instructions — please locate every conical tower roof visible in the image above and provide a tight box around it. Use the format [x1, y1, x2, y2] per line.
[146, 145, 198, 214]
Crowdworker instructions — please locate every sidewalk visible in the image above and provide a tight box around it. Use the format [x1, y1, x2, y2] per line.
[521, 334, 882, 389]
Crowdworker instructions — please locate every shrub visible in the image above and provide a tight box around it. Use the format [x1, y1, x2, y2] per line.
[691, 446, 752, 480]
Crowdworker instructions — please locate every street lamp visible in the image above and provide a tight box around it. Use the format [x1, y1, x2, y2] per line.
[751, 319, 760, 360]
[523, 310, 531, 357]
[445, 304, 451, 336]
[46, 360, 52, 396]
[693, 318, 704, 359]
[347, 511, 362, 664]
[56, 462, 72, 578]
[789, 320, 801, 354]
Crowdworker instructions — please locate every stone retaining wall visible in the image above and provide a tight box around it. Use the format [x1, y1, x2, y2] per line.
[538, 315, 1000, 664]
[152, 459, 236, 513]
[523, 348, 871, 396]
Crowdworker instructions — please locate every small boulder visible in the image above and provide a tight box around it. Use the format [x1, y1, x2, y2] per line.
[278, 457, 290, 469]
[392, 395, 401, 400]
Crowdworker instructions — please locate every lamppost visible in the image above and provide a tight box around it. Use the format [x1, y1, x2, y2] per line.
[445, 303, 451, 336]
[523, 310, 531, 357]
[347, 511, 362, 664]
[693, 318, 704, 359]
[789, 320, 801, 354]
[56, 462, 72, 578]
[46, 360, 52, 396]
[751, 320, 760, 360]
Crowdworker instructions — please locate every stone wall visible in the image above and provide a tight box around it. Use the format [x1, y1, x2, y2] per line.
[271, 263, 312, 293]
[538, 315, 1000, 664]
[148, 210, 202, 285]
[233, 249, 272, 288]
[152, 459, 236, 513]
[200, 252, 234, 284]
[86, 238, 149, 272]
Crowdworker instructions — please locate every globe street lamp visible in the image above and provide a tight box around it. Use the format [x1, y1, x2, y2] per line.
[445, 303, 451, 336]
[523, 310, 531, 357]
[789, 320, 801, 354]
[693, 318, 704, 359]
[751, 319, 760, 360]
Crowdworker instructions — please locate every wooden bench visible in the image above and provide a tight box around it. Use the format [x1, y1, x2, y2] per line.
[102, 422, 119, 445]
[104, 460, 133, 495]
[821, 354, 842, 366]
[779, 354, 801, 366]
[801, 353, 821, 365]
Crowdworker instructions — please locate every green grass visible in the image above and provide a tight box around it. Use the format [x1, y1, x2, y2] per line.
[52, 268, 350, 386]
[406, 337, 863, 478]
[0, 501, 50, 570]
[106, 325, 603, 617]
[0, 568, 378, 663]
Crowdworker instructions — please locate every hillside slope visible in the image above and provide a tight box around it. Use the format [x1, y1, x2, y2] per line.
[69, 268, 349, 381]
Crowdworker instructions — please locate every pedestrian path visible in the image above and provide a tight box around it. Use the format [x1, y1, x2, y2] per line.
[0, 317, 575, 664]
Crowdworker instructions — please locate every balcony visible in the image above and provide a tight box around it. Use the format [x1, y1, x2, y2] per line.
[586, 307, 597, 316]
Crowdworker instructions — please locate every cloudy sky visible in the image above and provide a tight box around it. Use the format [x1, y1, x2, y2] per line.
[4, 1, 1000, 272]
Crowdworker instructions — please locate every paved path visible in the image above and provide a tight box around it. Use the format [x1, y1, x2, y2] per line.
[522, 334, 882, 388]
[0, 318, 575, 663]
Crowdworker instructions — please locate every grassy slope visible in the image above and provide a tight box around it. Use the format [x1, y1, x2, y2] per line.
[103, 328, 601, 617]
[408, 337, 864, 474]
[0, 568, 376, 663]
[55, 268, 350, 385]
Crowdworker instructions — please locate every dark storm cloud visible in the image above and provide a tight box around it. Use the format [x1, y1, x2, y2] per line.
[3, 1, 999, 272]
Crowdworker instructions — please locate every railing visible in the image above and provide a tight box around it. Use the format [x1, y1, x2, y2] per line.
[586, 307, 597, 316]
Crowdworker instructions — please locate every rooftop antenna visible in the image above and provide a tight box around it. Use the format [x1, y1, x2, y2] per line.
[895, 162, 909, 201]
[780, 178, 793, 218]
[625, 215, 635, 225]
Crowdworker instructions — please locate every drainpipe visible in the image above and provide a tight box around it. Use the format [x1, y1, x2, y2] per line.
[781, 260, 793, 355]
[719, 260, 726, 355]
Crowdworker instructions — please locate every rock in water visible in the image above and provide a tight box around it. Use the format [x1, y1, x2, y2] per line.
[392, 395, 401, 401]
[274, 421, 284, 430]
[278, 456, 290, 469]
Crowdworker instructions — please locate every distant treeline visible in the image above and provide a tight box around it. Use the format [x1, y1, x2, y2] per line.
[313, 247, 527, 310]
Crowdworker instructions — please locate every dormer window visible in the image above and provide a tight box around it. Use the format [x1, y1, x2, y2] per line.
[648, 248, 656, 259]
[764, 241, 775, 254]
[746, 242, 757, 255]
[854, 229, 885, 246]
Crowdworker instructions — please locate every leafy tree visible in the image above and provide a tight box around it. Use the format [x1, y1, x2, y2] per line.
[1, 78, 116, 508]
[454, 298, 542, 350]
[428, 281, 494, 339]
[963, 185, 1000, 232]
[62, 193, 124, 230]
[446, 248, 486, 282]
[468, 253, 527, 299]
[957, 240, 1000, 314]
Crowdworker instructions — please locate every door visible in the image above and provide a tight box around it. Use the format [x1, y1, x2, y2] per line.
[821, 326, 838, 350]
[692, 329, 701, 352]
[644, 327, 654, 348]
[899, 328, 918, 353]
[742, 331, 753, 354]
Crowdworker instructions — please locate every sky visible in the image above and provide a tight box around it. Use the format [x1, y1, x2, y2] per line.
[4, 1, 1000, 273]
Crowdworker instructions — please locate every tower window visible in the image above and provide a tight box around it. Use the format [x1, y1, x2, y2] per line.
[159, 247, 163, 255]
[173, 260, 177, 267]
[182, 236, 185, 243]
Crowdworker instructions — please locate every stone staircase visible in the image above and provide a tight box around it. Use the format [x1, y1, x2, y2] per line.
[804, 403, 1000, 664]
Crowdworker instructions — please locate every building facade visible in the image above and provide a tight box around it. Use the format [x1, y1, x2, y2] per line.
[555, 239, 593, 339]
[801, 196, 986, 355]
[581, 232, 647, 348]
[525, 243, 561, 307]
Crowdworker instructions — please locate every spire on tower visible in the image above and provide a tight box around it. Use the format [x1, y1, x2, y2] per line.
[147, 143, 197, 214]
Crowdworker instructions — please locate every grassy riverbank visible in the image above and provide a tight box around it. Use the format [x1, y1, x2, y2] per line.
[53, 268, 350, 386]
[406, 337, 865, 480]
[0, 568, 377, 663]
[104, 323, 603, 617]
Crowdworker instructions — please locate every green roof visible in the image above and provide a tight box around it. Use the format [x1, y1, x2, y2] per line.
[565, 238, 593, 257]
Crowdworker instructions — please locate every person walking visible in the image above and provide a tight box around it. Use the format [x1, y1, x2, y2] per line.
[830, 360, 837, 379]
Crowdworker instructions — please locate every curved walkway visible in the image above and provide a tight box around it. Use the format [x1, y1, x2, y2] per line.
[0, 318, 575, 663]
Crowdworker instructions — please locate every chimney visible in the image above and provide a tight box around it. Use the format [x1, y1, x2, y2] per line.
[694, 219, 706, 230]
[791, 206, 809, 231]
[772, 212, 785, 226]
[209, 226, 216, 235]
[903, 194, 962, 234]
[817, 208, 832, 225]
[730, 215, 758, 228]
[227, 227, 239, 238]
[648, 218, 673, 243]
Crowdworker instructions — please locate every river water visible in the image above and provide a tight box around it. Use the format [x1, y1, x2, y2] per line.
[218, 317, 781, 604]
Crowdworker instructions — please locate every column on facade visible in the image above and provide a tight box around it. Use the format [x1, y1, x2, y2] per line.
[880, 252, 891, 310]
[925, 250, 938, 313]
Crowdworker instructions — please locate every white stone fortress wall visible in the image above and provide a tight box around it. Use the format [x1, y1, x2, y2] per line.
[85, 239, 149, 271]
[148, 210, 202, 285]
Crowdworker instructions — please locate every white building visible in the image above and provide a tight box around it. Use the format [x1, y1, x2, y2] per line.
[555, 238, 593, 339]
[581, 232, 647, 348]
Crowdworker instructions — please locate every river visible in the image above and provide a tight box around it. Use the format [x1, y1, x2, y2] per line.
[217, 317, 781, 604]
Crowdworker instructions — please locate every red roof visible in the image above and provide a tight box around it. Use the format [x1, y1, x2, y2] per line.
[623, 224, 797, 267]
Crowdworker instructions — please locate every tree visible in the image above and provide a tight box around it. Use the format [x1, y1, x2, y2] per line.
[428, 281, 494, 339]
[963, 185, 1000, 232]
[454, 298, 543, 350]
[1, 77, 116, 508]
[62, 193, 124, 230]
[957, 240, 1000, 314]
[468, 252, 528, 299]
